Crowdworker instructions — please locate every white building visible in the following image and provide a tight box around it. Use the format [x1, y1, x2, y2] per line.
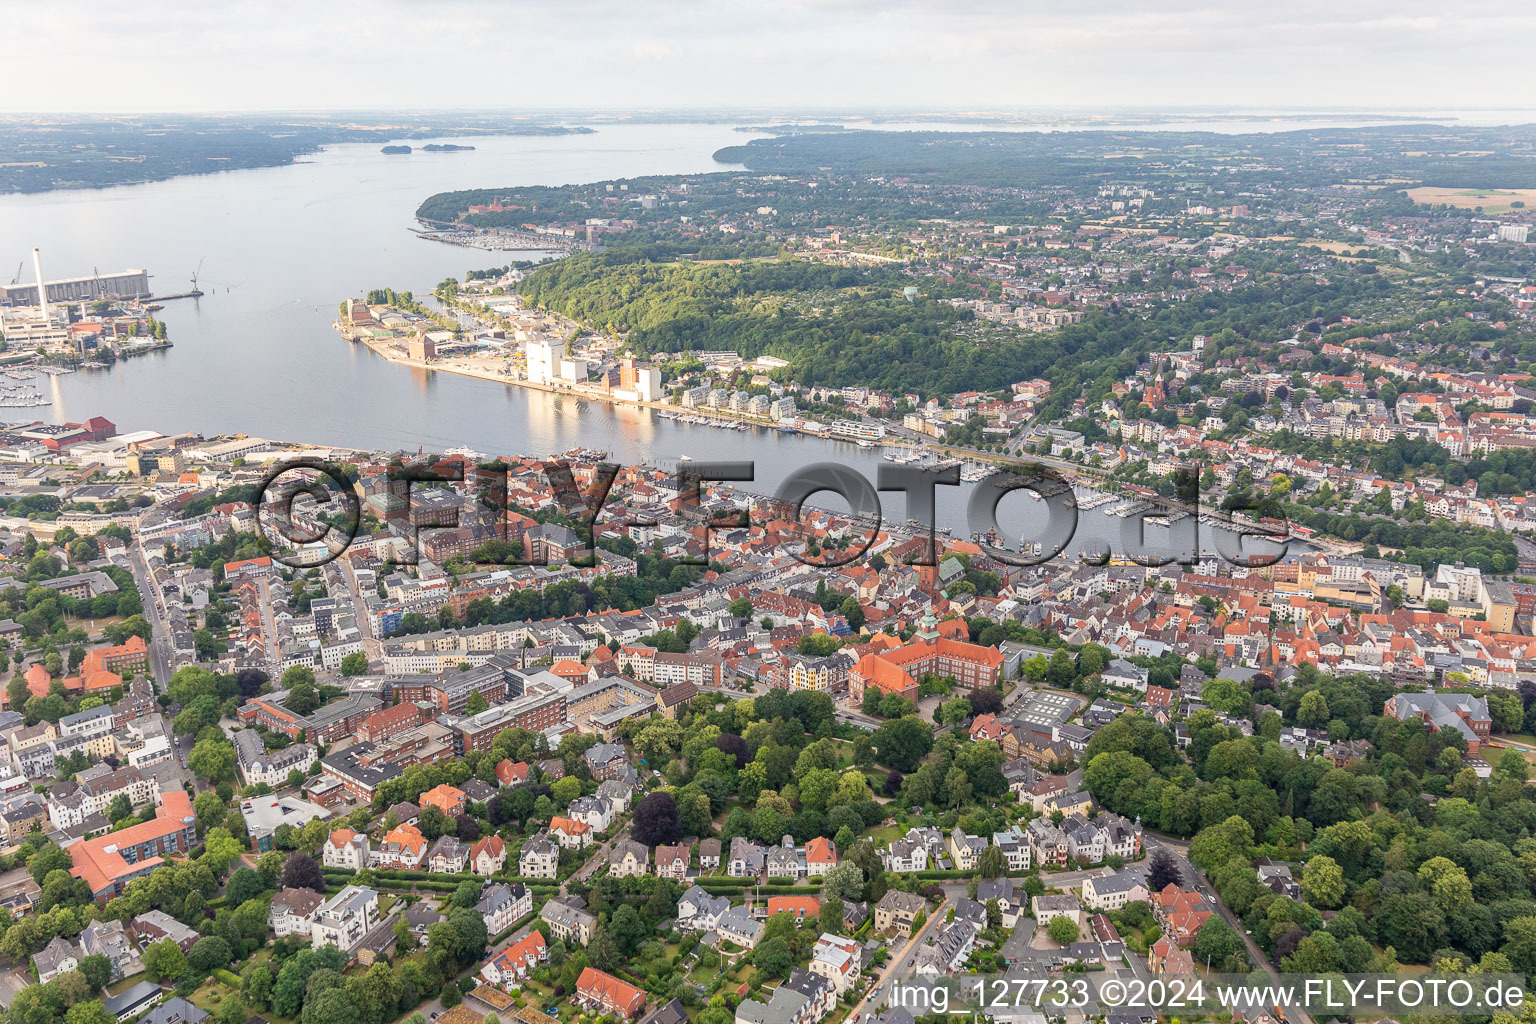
[310, 885, 379, 954]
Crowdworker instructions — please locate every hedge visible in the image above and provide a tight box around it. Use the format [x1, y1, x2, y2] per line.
[321, 866, 553, 886]
[490, 910, 540, 946]
[213, 969, 242, 987]
[696, 882, 821, 896]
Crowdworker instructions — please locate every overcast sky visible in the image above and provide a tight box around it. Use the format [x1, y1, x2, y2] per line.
[11, 0, 1536, 114]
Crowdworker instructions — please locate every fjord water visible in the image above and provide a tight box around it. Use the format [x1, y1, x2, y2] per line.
[0, 120, 1300, 552]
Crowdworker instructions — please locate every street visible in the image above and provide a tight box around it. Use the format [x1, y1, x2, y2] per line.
[126, 543, 173, 686]
[851, 891, 952, 1019]
[1143, 834, 1313, 1024]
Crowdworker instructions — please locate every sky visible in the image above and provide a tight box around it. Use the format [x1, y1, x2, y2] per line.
[11, 0, 1536, 114]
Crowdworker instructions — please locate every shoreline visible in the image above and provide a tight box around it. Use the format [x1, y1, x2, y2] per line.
[335, 319, 1311, 558]
[343, 324, 925, 448]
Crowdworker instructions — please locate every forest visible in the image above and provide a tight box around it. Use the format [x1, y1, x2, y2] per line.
[514, 246, 1408, 405]
[1084, 666, 1536, 971]
[713, 124, 1536, 191]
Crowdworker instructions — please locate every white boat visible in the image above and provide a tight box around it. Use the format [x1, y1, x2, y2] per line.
[679, 454, 693, 461]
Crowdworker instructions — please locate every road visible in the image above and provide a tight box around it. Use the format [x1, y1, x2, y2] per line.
[481, 821, 633, 962]
[339, 554, 385, 663]
[1143, 835, 1313, 1024]
[851, 892, 952, 1019]
[127, 543, 173, 686]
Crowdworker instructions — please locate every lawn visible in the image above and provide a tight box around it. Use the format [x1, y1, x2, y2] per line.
[188, 978, 242, 1018]
[105, 974, 149, 996]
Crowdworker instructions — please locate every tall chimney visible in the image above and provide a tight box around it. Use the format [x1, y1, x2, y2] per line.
[30, 248, 49, 322]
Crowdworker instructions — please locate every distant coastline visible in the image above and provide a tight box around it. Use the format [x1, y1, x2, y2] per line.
[382, 143, 479, 154]
[0, 119, 597, 194]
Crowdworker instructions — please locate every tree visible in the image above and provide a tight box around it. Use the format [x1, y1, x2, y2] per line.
[1297, 691, 1330, 728]
[285, 673, 321, 716]
[938, 697, 973, 728]
[339, 652, 369, 677]
[819, 897, 845, 935]
[1301, 855, 1346, 909]
[465, 691, 490, 715]
[77, 953, 113, 992]
[752, 936, 794, 979]
[194, 790, 226, 832]
[65, 1004, 114, 1024]
[728, 597, 753, 619]
[1147, 848, 1182, 892]
[871, 715, 934, 772]
[1046, 915, 1079, 944]
[1192, 916, 1244, 967]
[820, 861, 864, 903]
[143, 938, 187, 982]
[978, 845, 1005, 879]
[631, 791, 684, 846]
[28, 843, 70, 886]
[189, 737, 236, 784]
[226, 866, 268, 906]
[242, 962, 275, 1010]
[188, 935, 233, 973]
[968, 688, 1004, 717]
[281, 852, 326, 892]
[199, 827, 244, 876]
[304, 988, 353, 1024]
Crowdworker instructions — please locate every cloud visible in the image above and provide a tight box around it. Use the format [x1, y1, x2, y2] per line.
[2, 0, 1533, 111]
[631, 39, 682, 61]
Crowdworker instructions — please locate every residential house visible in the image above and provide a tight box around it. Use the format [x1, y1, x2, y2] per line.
[699, 838, 721, 870]
[991, 825, 1031, 872]
[323, 829, 370, 870]
[470, 836, 506, 876]
[976, 878, 1022, 928]
[575, 967, 647, 1018]
[881, 837, 928, 873]
[767, 838, 804, 879]
[609, 840, 649, 878]
[541, 897, 597, 945]
[429, 836, 469, 874]
[948, 829, 987, 872]
[33, 936, 80, 983]
[1031, 893, 1081, 929]
[676, 886, 731, 931]
[1081, 868, 1149, 911]
[809, 933, 864, 994]
[874, 890, 927, 938]
[269, 886, 325, 938]
[714, 905, 765, 949]
[311, 885, 380, 956]
[480, 930, 548, 989]
[519, 835, 560, 879]
[765, 896, 819, 922]
[549, 816, 593, 849]
[803, 836, 837, 876]
[372, 823, 427, 870]
[78, 919, 139, 981]
[129, 909, 198, 952]
[728, 836, 766, 877]
[654, 841, 691, 881]
[476, 882, 530, 934]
